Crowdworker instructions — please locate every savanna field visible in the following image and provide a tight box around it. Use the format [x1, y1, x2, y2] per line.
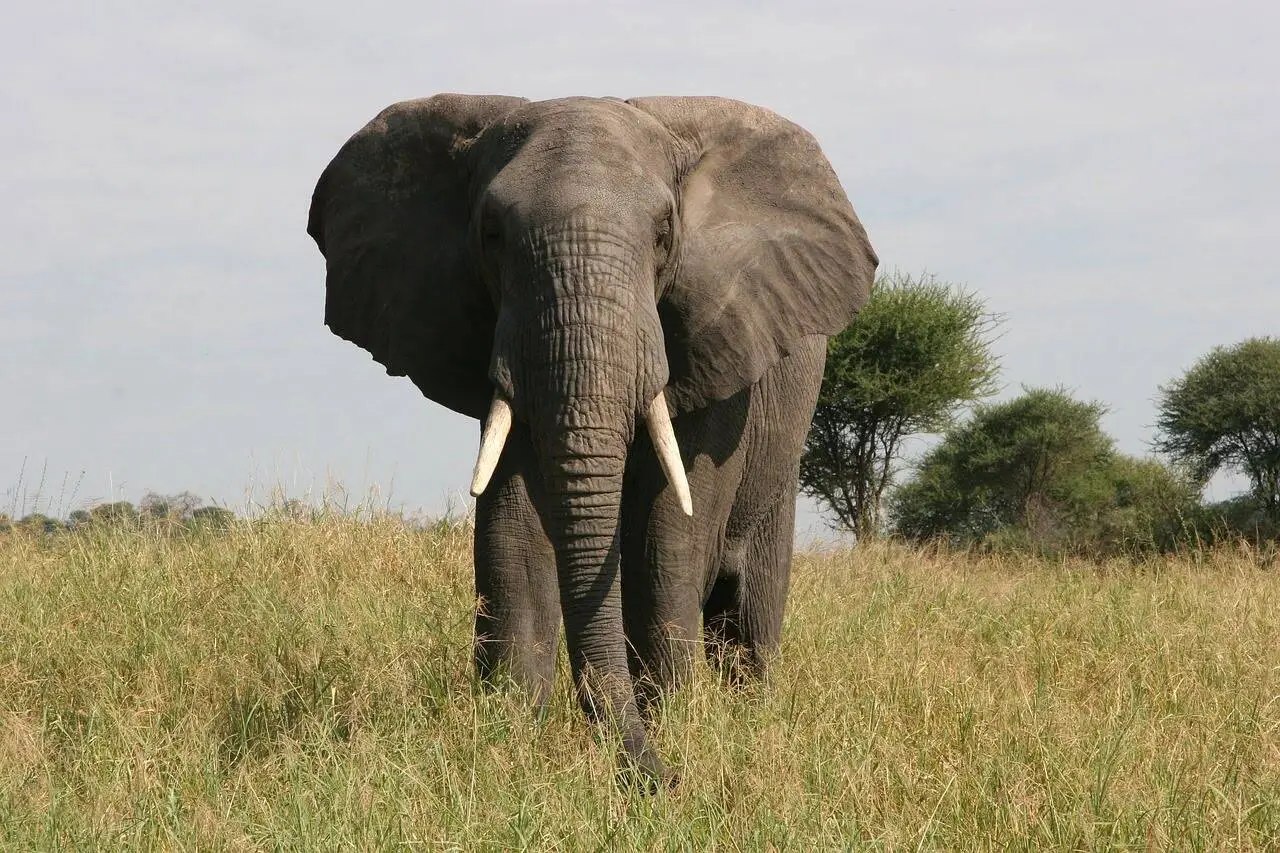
[1, 513, 1277, 851]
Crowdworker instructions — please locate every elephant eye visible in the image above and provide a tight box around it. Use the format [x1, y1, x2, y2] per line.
[654, 214, 673, 257]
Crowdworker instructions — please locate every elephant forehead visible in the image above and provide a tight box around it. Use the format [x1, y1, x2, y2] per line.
[486, 100, 674, 181]
[488, 171, 665, 226]
[486, 156, 672, 230]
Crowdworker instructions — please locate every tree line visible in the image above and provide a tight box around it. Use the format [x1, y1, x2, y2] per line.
[801, 272, 1280, 555]
[0, 491, 236, 535]
[1, 494, 462, 537]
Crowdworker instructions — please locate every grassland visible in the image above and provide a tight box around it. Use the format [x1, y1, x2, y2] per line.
[1, 513, 1277, 850]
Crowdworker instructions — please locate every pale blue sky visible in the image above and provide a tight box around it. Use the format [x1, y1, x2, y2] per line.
[4, 1, 1277, 538]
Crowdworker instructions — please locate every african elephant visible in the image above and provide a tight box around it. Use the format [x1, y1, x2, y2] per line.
[306, 94, 877, 784]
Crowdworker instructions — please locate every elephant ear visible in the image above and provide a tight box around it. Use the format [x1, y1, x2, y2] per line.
[627, 96, 878, 413]
[307, 94, 527, 419]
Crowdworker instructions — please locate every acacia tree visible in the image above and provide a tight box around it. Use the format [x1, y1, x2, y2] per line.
[1154, 337, 1280, 517]
[800, 271, 1001, 539]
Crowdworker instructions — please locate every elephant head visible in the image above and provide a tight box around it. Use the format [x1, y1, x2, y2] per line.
[307, 94, 877, 779]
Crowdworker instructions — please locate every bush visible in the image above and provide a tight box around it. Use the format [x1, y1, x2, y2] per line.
[1093, 456, 1202, 554]
[890, 389, 1201, 556]
[89, 501, 139, 527]
[16, 513, 62, 535]
[1193, 495, 1280, 547]
[190, 506, 237, 531]
[890, 388, 1114, 550]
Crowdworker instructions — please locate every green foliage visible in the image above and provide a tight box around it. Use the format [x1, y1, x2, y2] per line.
[802, 271, 1001, 539]
[6, 497, 239, 537]
[891, 388, 1114, 546]
[1093, 455, 1203, 554]
[1195, 495, 1280, 546]
[189, 506, 236, 530]
[16, 513, 62, 535]
[890, 338, 1280, 554]
[890, 388, 1200, 556]
[1154, 336, 1280, 517]
[89, 501, 139, 526]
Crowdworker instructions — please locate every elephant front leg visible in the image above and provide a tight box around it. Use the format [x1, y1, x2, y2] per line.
[620, 538, 702, 719]
[620, 443, 710, 719]
[704, 491, 796, 684]
[706, 336, 822, 683]
[472, 423, 561, 708]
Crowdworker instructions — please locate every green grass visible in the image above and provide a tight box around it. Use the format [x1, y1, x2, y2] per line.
[1, 514, 1277, 850]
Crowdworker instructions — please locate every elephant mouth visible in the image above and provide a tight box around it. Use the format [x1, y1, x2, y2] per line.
[468, 389, 693, 516]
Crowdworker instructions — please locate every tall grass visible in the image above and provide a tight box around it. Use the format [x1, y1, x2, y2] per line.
[1, 514, 1277, 849]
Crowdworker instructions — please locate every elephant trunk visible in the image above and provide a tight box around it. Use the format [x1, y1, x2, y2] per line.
[525, 316, 666, 780]
[535, 416, 663, 777]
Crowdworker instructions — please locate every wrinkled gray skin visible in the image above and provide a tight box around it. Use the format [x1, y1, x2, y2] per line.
[307, 95, 877, 785]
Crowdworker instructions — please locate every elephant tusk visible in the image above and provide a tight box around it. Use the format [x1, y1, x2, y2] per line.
[646, 393, 693, 517]
[470, 393, 513, 498]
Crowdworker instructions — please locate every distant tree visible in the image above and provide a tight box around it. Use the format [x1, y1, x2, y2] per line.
[890, 387, 1117, 548]
[0, 513, 10, 533]
[190, 506, 236, 530]
[1154, 337, 1280, 518]
[90, 501, 138, 526]
[801, 271, 1001, 539]
[17, 513, 62, 534]
[140, 491, 205, 521]
[67, 509, 92, 529]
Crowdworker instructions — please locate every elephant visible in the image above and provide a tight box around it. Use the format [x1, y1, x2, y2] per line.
[306, 94, 878, 785]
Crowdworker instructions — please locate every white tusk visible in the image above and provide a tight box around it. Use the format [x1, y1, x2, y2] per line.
[645, 393, 693, 516]
[470, 393, 513, 497]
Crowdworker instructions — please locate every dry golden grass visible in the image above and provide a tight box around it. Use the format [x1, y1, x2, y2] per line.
[1, 513, 1277, 850]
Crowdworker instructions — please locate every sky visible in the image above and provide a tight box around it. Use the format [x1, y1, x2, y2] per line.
[3, 1, 1278, 541]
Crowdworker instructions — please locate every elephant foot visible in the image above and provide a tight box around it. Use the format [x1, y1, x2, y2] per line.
[615, 748, 679, 794]
[613, 727, 678, 794]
